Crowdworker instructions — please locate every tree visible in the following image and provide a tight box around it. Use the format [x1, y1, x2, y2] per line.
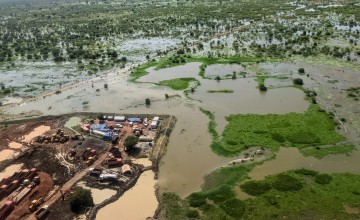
[104, 83, 108, 89]
[165, 94, 169, 99]
[293, 78, 304, 85]
[259, 84, 267, 91]
[145, 98, 151, 105]
[232, 71, 237, 79]
[298, 68, 305, 74]
[124, 136, 139, 151]
[69, 187, 94, 213]
[97, 113, 104, 120]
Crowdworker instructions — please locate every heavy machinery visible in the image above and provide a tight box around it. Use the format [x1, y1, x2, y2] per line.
[29, 197, 44, 212]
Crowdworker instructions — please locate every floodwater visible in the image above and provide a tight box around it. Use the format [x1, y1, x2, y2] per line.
[204, 64, 246, 78]
[138, 62, 202, 83]
[133, 158, 152, 167]
[0, 163, 23, 179]
[8, 142, 22, 149]
[3, 61, 360, 203]
[0, 97, 22, 105]
[190, 78, 309, 133]
[249, 147, 360, 180]
[0, 149, 19, 162]
[96, 170, 157, 220]
[22, 125, 51, 142]
[65, 117, 82, 129]
[76, 182, 116, 205]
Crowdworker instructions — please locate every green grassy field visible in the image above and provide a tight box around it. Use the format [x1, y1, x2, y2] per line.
[205, 104, 345, 157]
[157, 78, 198, 90]
[207, 89, 234, 93]
[300, 144, 356, 159]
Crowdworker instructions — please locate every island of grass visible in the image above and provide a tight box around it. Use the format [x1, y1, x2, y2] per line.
[207, 89, 234, 93]
[160, 167, 360, 219]
[203, 104, 348, 157]
[157, 78, 198, 90]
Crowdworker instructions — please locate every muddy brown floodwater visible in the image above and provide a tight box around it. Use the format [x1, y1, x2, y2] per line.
[0, 149, 20, 162]
[3, 60, 360, 215]
[77, 182, 116, 205]
[22, 125, 50, 142]
[249, 147, 360, 180]
[0, 163, 23, 179]
[96, 170, 157, 220]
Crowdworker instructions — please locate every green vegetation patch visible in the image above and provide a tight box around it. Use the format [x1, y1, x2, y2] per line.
[240, 180, 272, 196]
[300, 145, 355, 159]
[180, 168, 360, 219]
[69, 187, 94, 214]
[190, 57, 264, 78]
[244, 171, 360, 219]
[158, 78, 198, 90]
[314, 174, 333, 185]
[207, 89, 234, 93]
[209, 104, 344, 156]
[130, 61, 157, 81]
[271, 174, 303, 192]
[160, 192, 193, 220]
[219, 198, 246, 219]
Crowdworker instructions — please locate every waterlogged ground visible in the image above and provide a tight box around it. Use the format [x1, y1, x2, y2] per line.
[2, 58, 360, 219]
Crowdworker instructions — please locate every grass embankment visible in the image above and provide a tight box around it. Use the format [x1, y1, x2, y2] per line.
[201, 104, 346, 157]
[300, 144, 355, 159]
[161, 168, 360, 219]
[157, 78, 198, 90]
[207, 89, 234, 93]
[129, 61, 157, 81]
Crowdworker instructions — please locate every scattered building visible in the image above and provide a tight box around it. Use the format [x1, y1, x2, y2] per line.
[114, 116, 126, 122]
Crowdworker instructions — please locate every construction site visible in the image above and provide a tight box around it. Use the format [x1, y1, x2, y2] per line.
[0, 113, 176, 220]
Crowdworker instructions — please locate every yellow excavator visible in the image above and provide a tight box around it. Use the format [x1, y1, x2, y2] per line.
[29, 197, 44, 212]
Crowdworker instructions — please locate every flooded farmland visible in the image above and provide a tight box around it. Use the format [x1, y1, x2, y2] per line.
[3, 59, 360, 216]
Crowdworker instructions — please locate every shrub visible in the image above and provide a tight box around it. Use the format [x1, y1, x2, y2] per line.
[124, 136, 139, 151]
[240, 180, 272, 196]
[272, 174, 303, 192]
[298, 68, 305, 74]
[206, 185, 235, 204]
[287, 131, 320, 144]
[293, 78, 304, 85]
[69, 187, 94, 213]
[145, 98, 151, 105]
[295, 169, 318, 176]
[219, 198, 246, 219]
[314, 174, 332, 185]
[271, 133, 285, 142]
[185, 209, 199, 218]
[188, 193, 206, 207]
[259, 84, 267, 91]
[97, 113, 104, 120]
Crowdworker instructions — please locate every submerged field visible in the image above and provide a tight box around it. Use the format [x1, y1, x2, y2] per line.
[1, 0, 360, 219]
